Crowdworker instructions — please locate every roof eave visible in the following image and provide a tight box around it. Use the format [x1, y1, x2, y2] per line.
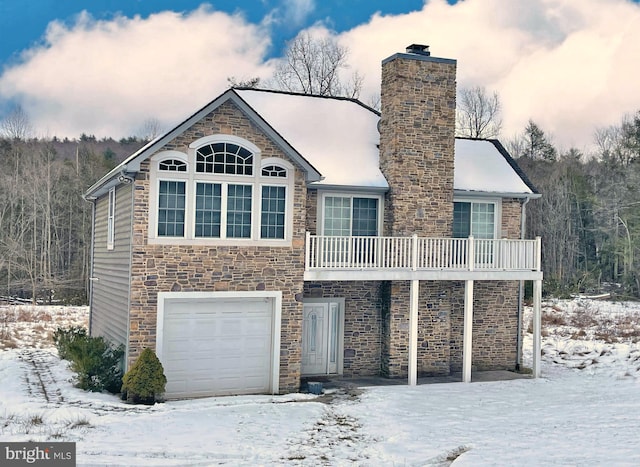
[84, 89, 324, 199]
[454, 189, 541, 199]
[307, 182, 389, 193]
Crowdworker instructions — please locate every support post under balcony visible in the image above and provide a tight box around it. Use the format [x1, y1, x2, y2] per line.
[462, 280, 474, 383]
[532, 279, 542, 378]
[408, 279, 419, 386]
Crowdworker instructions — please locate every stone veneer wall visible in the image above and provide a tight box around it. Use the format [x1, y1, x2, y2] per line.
[378, 53, 457, 238]
[501, 198, 522, 238]
[449, 281, 520, 371]
[305, 190, 318, 234]
[378, 50, 457, 377]
[382, 281, 453, 378]
[304, 281, 382, 376]
[128, 100, 307, 393]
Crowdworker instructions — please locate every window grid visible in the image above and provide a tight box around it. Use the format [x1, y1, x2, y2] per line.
[453, 202, 471, 238]
[226, 184, 252, 238]
[261, 185, 286, 239]
[196, 143, 253, 175]
[158, 181, 186, 236]
[324, 197, 351, 236]
[352, 198, 378, 236]
[159, 159, 187, 171]
[261, 165, 287, 177]
[324, 196, 379, 236]
[195, 183, 222, 237]
[453, 202, 495, 239]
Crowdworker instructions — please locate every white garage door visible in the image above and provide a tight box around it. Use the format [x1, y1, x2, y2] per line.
[158, 294, 278, 399]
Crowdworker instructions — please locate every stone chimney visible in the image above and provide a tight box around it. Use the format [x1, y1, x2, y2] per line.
[379, 44, 457, 237]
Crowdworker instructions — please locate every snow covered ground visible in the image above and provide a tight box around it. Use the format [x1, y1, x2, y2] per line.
[1, 299, 640, 466]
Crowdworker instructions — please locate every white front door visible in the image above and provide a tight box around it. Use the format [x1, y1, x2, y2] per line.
[301, 301, 341, 375]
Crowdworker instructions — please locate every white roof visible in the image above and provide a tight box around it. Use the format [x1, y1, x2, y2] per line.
[238, 90, 534, 196]
[454, 139, 534, 195]
[236, 89, 387, 189]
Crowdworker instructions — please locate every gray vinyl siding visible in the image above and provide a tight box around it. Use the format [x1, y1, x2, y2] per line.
[89, 183, 133, 349]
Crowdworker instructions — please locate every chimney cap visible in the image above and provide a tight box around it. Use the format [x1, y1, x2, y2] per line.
[406, 44, 430, 56]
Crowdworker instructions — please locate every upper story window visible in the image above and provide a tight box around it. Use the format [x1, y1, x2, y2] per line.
[262, 165, 287, 177]
[321, 193, 381, 237]
[148, 138, 294, 246]
[196, 143, 253, 175]
[159, 159, 187, 172]
[453, 200, 499, 239]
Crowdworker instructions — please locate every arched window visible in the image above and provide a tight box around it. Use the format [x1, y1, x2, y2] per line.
[196, 143, 253, 175]
[149, 139, 293, 244]
[159, 159, 187, 172]
[261, 165, 287, 177]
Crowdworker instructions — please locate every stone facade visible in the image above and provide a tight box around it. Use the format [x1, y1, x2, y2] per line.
[304, 281, 382, 376]
[106, 48, 530, 396]
[127, 100, 308, 393]
[379, 52, 457, 238]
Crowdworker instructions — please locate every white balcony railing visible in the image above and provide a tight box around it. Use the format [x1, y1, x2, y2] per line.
[305, 233, 541, 272]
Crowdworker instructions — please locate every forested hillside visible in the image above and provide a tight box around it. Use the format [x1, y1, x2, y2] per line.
[0, 136, 145, 304]
[518, 112, 640, 298]
[1, 111, 639, 304]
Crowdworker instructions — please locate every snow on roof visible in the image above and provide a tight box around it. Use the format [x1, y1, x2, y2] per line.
[238, 90, 534, 196]
[454, 139, 535, 195]
[236, 89, 387, 189]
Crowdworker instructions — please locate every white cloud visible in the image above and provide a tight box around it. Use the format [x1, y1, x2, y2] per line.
[337, 0, 640, 151]
[1, 0, 639, 151]
[0, 6, 274, 138]
[281, 0, 315, 27]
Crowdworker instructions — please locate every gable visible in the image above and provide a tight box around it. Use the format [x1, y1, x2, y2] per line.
[236, 89, 386, 190]
[84, 89, 322, 200]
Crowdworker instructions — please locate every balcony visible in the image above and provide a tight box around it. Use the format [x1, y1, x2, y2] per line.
[304, 233, 542, 282]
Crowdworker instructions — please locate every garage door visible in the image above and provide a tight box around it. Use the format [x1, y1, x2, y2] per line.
[158, 294, 278, 399]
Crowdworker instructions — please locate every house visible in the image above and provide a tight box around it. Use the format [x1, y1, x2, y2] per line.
[84, 44, 543, 400]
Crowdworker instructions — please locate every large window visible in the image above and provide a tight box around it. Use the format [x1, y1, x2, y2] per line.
[453, 201, 497, 239]
[149, 138, 292, 244]
[158, 181, 186, 237]
[261, 185, 286, 239]
[323, 195, 379, 236]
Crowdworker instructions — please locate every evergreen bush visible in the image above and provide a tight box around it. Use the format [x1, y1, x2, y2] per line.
[121, 348, 167, 405]
[53, 326, 124, 393]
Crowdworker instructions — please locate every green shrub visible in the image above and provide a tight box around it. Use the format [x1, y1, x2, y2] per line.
[52, 326, 87, 361]
[53, 326, 124, 393]
[121, 348, 167, 405]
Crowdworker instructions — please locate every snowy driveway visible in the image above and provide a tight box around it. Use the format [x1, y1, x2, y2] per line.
[2, 300, 640, 465]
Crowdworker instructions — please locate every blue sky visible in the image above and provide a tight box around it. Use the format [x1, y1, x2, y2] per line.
[0, 1, 427, 66]
[0, 0, 639, 150]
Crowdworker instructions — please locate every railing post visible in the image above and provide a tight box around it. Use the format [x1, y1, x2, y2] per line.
[411, 234, 418, 271]
[535, 236, 542, 271]
[467, 236, 474, 271]
[305, 231, 311, 269]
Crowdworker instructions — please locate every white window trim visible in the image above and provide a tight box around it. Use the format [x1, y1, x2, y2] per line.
[453, 197, 502, 239]
[156, 290, 282, 395]
[148, 143, 294, 246]
[107, 187, 116, 250]
[318, 191, 384, 236]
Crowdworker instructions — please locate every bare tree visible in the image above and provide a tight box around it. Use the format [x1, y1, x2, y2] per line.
[0, 105, 33, 140]
[227, 76, 261, 89]
[455, 86, 502, 139]
[272, 31, 363, 98]
[139, 118, 163, 142]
